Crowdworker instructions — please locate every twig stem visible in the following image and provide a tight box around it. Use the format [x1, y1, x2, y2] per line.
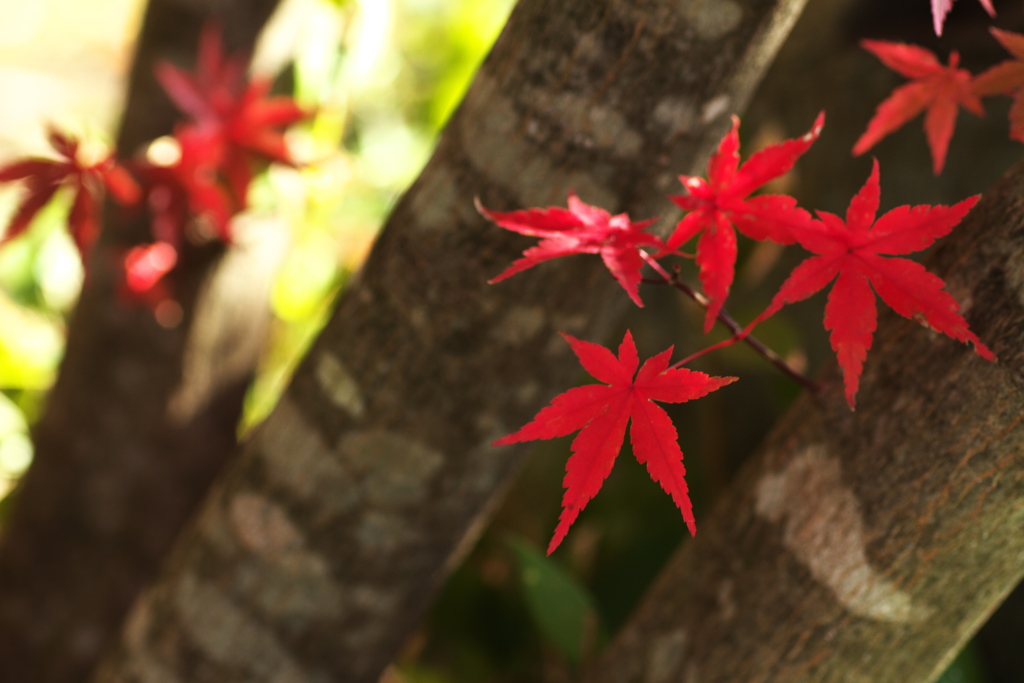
[639, 254, 817, 391]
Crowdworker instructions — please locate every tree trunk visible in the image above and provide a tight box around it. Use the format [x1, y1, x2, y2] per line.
[586, 159, 1024, 683]
[0, 2, 280, 681]
[91, 0, 811, 680]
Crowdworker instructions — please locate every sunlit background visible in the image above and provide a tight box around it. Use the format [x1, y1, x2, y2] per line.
[0, 0, 513, 500]
[0, 0, 140, 498]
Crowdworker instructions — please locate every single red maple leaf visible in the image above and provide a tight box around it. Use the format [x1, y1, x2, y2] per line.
[156, 25, 309, 204]
[0, 128, 139, 258]
[666, 112, 823, 332]
[931, 0, 995, 37]
[493, 330, 735, 554]
[477, 193, 664, 307]
[972, 28, 1024, 142]
[853, 40, 984, 175]
[746, 159, 994, 408]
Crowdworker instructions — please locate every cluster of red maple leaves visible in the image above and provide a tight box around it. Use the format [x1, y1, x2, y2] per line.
[0, 26, 309, 308]
[482, 25, 1018, 553]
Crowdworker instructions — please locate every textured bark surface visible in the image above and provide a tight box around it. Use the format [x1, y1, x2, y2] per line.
[92, 0, 811, 680]
[586, 160, 1024, 683]
[0, 1, 280, 682]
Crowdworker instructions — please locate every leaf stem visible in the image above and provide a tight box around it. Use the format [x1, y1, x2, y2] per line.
[640, 253, 818, 391]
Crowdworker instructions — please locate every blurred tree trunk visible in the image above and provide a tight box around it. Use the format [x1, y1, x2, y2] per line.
[89, 0, 812, 680]
[0, 1, 280, 681]
[585, 155, 1024, 683]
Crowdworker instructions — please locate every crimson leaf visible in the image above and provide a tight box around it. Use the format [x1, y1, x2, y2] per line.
[853, 40, 983, 175]
[478, 193, 663, 307]
[747, 159, 994, 408]
[0, 128, 138, 258]
[156, 24, 309, 204]
[494, 330, 735, 554]
[666, 112, 823, 331]
[972, 28, 1024, 142]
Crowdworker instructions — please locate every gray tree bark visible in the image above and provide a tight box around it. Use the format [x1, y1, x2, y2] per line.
[585, 158, 1024, 683]
[90, 0, 812, 680]
[0, 2, 280, 681]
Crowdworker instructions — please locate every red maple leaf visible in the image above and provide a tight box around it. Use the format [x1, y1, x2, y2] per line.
[477, 193, 664, 307]
[746, 160, 994, 408]
[853, 40, 983, 175]
[0, 128, 139, 258]
[931, 0, 994, 37]
[972, 28, 1024, 142]
[155, 25, 309, 204]
[666, 112, 823, 332]
[134, 125, 233, 246]
[493, 330, 735, 554]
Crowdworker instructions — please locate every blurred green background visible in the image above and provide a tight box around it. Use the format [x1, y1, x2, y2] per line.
[0, 0, 1015, 681]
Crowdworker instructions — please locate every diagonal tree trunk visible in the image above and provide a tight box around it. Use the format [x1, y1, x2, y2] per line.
[91, 0, 813, 680]
[585, 158, 1024, 683]
[0, 2, 280, 681]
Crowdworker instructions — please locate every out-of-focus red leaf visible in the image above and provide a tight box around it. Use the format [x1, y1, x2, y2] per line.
[124, 241, 178, 294]
[133, 125, 233, 247]
[854, 40, 983, 174]
[0, 128, 137, 259]
[155, 25, 310, 206]
[972, 28, 1024, 142]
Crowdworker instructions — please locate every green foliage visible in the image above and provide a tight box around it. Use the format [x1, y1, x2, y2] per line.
[0, 187, 75, 499]
[937, 643, 987, 683]
[508, 537, 604, 667]
[243, 0, 514, 429]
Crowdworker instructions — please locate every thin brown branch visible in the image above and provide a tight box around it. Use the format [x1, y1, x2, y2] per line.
[641, 266, 818, 390]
